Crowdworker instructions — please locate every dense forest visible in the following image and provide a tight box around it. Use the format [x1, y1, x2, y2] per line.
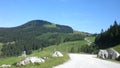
[0, 20, 85, 57]
[95, 21, 120, 49]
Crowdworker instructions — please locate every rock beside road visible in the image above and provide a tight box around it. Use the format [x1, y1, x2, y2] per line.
[107, 48, 120, 59]
[98, 48, 120, 60]
[98, 49, 108, 59]
[52, 51, 63, 57]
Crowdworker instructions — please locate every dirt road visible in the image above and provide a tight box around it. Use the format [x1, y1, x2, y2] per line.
[53, 54, 120, 68]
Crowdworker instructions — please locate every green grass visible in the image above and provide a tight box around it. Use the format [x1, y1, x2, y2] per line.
[0, 57, 23, 65]
[42, 40, 86, 53]
[0, 40, 86, 68]
[113, 44, 120, 53]
[87, 36, 95, 42]
[43, 23, 57, 28]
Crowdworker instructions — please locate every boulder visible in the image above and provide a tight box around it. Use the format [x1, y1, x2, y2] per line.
[29, 57, 45, 64]
[0, 64, 11, 68]
[52, 51, 63, 57]
[23, 58, 31, 65]
[98, 49, 108, 59]
[16, 60, 26, 66]
[107, 48, 120, 59]
[97, 48, 120, 60]
[16, 62, 22, 66]
[16, 56, 45, 66]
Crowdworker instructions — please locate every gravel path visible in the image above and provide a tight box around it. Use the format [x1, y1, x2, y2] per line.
[53, 54, 120, 68]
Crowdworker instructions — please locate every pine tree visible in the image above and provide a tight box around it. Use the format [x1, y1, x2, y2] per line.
[95, 21, 120, 49]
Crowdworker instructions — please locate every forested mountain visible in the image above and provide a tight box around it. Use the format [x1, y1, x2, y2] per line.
[0, 20, 73, 42]
[95, 21, 120, 49]
[0, 20, 85, 57]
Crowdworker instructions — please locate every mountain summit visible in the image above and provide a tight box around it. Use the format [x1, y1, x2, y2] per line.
[18, 20, 52, 28]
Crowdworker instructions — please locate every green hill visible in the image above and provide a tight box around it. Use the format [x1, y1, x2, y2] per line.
[0, 19, 91, 68]
[0, 20, 73, 42]
[0, 20, 85, 57]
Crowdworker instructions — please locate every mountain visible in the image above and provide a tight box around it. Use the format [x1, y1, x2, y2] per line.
[0, 20, 85, 57]
[0, 20, 73, 42]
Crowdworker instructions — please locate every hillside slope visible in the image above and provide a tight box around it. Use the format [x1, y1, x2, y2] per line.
[0, 20, 85, 57]
[0, 40, 87, 68]
[0, 20, 73, 42]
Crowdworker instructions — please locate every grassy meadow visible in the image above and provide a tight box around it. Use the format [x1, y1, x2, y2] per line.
[87, 36, 95, 42]
[0, 40, 87, 68]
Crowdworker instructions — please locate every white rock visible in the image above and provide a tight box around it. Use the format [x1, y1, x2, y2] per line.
[52, 51, 63, 57]
[16, 56, 45, 66]
[98, 49, 108, 59]
[107, 48, 120, 59]
[29, 57, 45, 64]
[0, 64, 11, 68]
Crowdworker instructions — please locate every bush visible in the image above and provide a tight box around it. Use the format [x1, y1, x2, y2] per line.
[80, 43, 98, 54]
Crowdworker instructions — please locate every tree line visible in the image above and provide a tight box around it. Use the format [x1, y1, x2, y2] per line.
[95, 21, 120, 49]
[1, 33, 85, 57]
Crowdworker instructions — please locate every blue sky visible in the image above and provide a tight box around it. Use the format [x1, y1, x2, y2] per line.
[0, 0, 120, 33]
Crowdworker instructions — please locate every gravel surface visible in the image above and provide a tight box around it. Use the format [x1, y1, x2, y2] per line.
[53, 54, 120, 68]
